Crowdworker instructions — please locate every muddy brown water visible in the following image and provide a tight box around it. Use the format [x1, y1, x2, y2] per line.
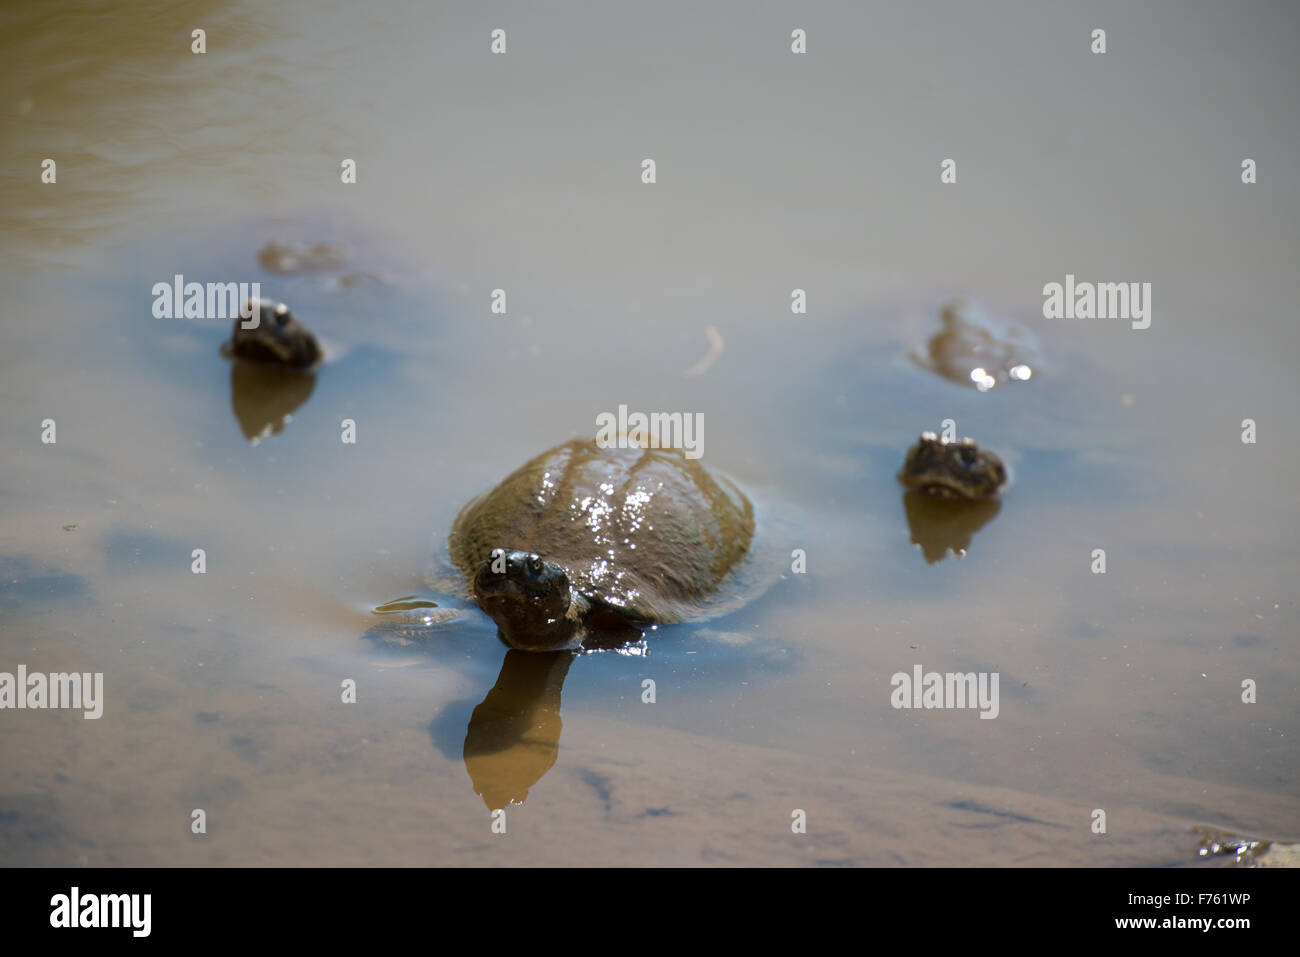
[1, 1, 1297, 865]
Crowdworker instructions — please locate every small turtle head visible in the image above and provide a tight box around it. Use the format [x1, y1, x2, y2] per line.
[473, 550, 580, 650]
[899, 434, 1007, 500]
[229, 298, 322, 368]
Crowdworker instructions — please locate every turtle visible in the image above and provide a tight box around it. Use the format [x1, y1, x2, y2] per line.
[898, 432, 1008, 500]
[227, 297, 322, 368]
[257, 240, 346, 275]
[911, 300, 1040, 391]
[225, 236, 379, 369]
[218, 297, 324, 442]
[447, 436, 772, 651]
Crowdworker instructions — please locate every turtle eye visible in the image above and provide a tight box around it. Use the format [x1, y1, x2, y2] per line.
[528, 555, 543, 574]
[959, 444, 977, 465]
[274, 303, 290, 326]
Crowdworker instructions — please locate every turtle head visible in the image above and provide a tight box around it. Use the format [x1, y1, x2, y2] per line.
[229, 298, 322, 368]
[898, 432, 1008, 500]
[473, 550, 581, 650]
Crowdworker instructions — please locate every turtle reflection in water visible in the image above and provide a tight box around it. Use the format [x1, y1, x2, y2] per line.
[898, 432, 1007, 563]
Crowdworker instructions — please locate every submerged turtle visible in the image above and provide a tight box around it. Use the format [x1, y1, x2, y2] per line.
[912, 300, 1039, 391]
[257, 240, 346, 275]
[448, 437, 770, 651]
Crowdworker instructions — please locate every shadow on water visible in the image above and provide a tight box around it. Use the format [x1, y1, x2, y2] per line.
[0, 556, 90, 614]
[102, 528, 192, 572]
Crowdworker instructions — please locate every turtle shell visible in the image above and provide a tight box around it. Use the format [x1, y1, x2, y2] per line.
[449, 437, 760, 624]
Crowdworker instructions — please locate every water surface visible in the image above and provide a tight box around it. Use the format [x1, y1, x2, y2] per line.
[1, 0, 1297, 866]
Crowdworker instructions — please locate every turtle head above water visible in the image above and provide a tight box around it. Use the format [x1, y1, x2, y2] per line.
[898, 432, 1007, 500]
[229, 298, 322, 368]
[472, 549, 583, 651]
